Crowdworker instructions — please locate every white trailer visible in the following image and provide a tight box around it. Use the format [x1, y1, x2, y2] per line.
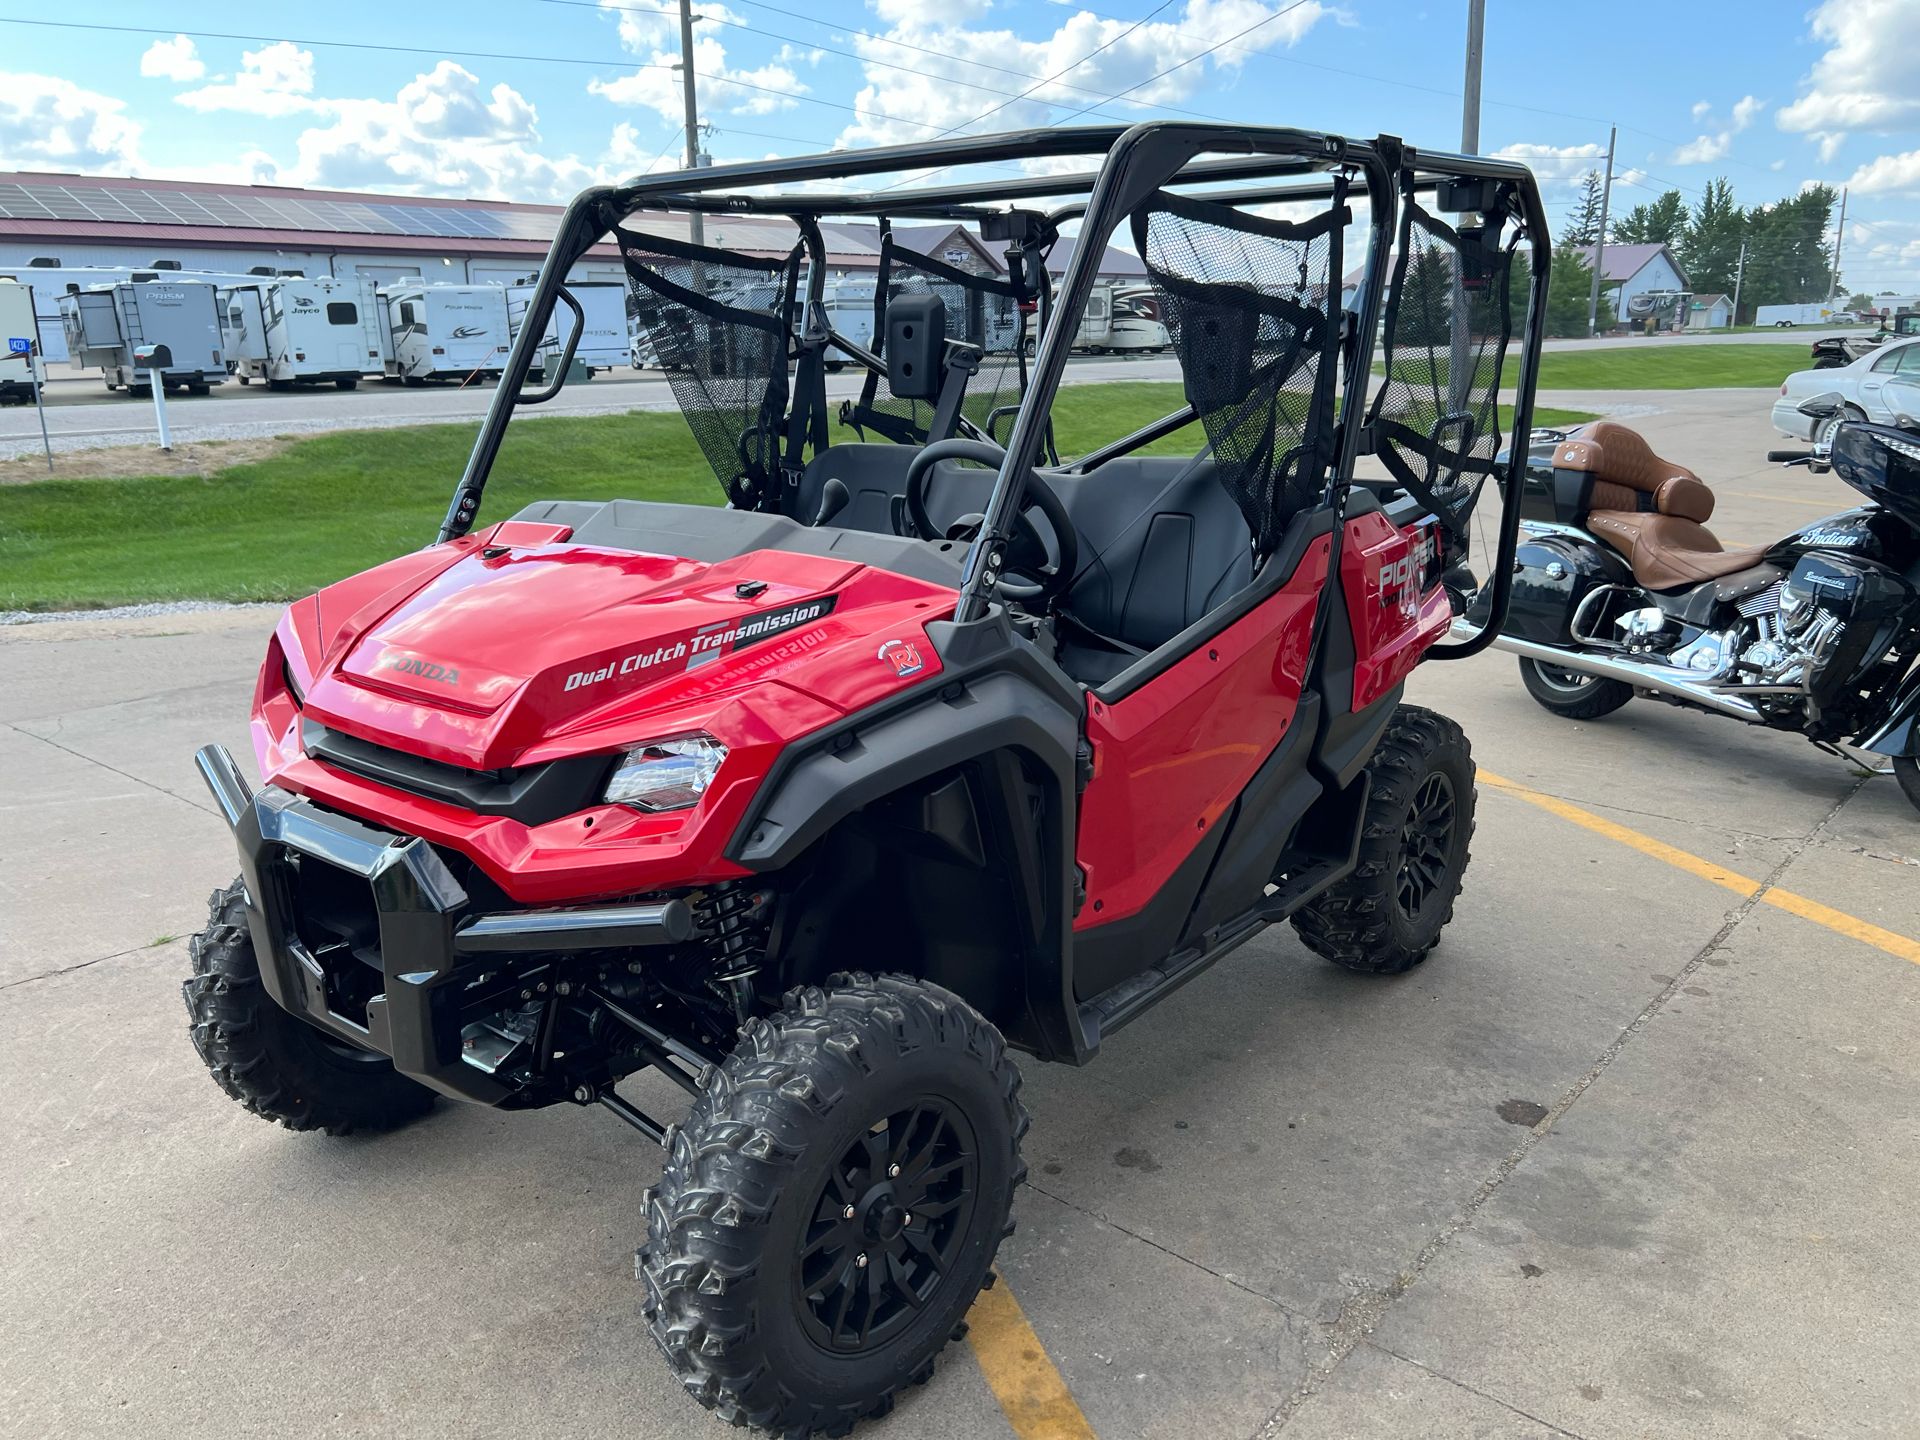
[383, 283, 512, 384]
[1756, 302, 1843, 328]
[221, 276, 383, 389]
[0, 265, 272, 363]
[0, 279, 46, 404]
[59, 280, 227, 393]
[1072, 282, 1170, 354]
[509, 279, 629, 375]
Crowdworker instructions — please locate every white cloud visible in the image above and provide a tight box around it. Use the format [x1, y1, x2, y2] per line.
[1670, 94, 1762, 165]
[1690, 100, 1710, 122]
[1843, 148, 1920, 197]
[587, 0, 807, 125]
[1490, 141, 1606, 181]
[140, 36, 206, 84]
[0, 71, 143, 173]
[823, 0, 1341, 151]
[1778, 0, 1920, 152]
[278, 62, 599, 202]
[176, 42, 320, 118]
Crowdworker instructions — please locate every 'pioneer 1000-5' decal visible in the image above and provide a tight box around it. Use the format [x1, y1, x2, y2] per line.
[562, 596, 839, 693]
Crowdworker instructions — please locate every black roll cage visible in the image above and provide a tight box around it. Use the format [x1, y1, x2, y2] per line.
[438, 121, 1550, 659]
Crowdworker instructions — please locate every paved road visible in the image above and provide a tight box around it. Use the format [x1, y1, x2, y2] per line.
[5, 391, 1917, 1438]
[0, 327, 1845, 460]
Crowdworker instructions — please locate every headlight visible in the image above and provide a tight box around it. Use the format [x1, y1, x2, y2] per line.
[604, 735, 727, 811]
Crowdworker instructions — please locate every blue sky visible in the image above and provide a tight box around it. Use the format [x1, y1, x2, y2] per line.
[4, 0, 1918, 291]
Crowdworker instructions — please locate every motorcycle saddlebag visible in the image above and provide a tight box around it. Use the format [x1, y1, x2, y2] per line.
[1499, 533, 1634, 644]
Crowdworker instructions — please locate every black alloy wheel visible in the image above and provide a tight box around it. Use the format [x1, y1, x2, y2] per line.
[795, 1098, 980, 1354]
[1395, 771, 1458, 925]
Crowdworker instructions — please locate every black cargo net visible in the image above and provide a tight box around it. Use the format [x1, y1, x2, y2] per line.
[848, 237, 1029, 445]
[1131, 191, 1346, 556]
[1365, 196, 1515, 542]
[621, 230, 800, 506]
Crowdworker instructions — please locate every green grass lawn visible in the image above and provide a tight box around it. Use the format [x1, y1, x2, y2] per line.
[0, 383, 1595, 611]
[1380, 342, 1807, 391]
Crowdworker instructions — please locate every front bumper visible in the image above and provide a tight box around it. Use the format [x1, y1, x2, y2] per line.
[195, 744, 692, 1106]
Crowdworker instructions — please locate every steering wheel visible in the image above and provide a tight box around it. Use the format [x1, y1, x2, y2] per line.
[903, 439, 1080, 604]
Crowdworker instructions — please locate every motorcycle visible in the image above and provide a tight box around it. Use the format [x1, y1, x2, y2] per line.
[1463, 396, 1920, 813]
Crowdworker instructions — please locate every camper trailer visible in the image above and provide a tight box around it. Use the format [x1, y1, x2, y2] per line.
[0, 279, 45, 404]
[383, 283, 512, 385]
[221, 275, 383, 389]
[509, 278, 628, 375]
[1073, 282, 1170, 354]
[59, 280, 226, 393]
[2, 264, 273, 363]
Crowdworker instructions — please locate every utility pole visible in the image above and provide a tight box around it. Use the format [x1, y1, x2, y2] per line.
[1460, 0, 1483, 152]
[1731, 239, 1747, 326]
[1585, 125, 1616, 338]
[677, 0, 706, 254]
[1448, 0, 1484, 413]
[1826, 186, 1847, 307]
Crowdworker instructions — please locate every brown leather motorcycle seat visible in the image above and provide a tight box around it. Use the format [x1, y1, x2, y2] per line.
[1554, 422, 1759, 590]
[1586, 512, 1770, 591]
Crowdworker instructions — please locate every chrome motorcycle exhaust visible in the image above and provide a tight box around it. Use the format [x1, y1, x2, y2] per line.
[1451, 622, 1765, 722]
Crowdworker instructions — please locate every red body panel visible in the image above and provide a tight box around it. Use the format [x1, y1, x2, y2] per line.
[1340, 510, 1452, 712]
[1072, 535, 1331, 929]
[255, 525, 955, 904]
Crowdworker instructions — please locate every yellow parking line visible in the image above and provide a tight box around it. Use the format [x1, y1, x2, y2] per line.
[1478, 769, 1920, 967]
[968, 1271, 1099, 1440]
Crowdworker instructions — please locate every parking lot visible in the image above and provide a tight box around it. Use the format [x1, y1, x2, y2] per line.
[4, 389, 1917, 1439]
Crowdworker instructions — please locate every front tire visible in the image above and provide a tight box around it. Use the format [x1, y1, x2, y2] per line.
[1518, 656, 1634, 719]
[641, 973, 1027, 1436]
[182, 880, 435, 1134]
[1894, 757, 1920, 816]
[1292, 705, 1476, 974]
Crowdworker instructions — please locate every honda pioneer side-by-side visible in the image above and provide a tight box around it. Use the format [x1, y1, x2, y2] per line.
[185, 124, 1548, 1436]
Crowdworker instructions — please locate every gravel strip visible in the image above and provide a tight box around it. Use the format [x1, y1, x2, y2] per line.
[0, 599, 263, 627]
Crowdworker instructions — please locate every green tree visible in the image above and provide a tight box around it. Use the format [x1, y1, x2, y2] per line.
[1846, 291, 1875, 314]
[1744, 184, 1839, 309]
[1611, 189, 1687, 246]
[1543, 241, 1613, 337]
[1564, 170, 1606, 246]
[1677, 177, 1744, 301]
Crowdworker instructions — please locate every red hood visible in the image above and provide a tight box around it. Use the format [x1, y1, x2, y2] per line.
[288, 535, 953, 770]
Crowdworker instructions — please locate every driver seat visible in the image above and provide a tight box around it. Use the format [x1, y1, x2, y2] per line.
[1554, 423, 1768, 590]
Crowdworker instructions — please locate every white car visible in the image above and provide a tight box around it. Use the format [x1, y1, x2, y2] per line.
[1772, 336, 1920, 445]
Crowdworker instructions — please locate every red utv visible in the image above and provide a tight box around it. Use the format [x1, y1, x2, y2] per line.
[185, 124, 1548, 1435]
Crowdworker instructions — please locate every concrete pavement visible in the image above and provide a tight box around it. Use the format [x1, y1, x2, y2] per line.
[5, 392, 1917, 1439]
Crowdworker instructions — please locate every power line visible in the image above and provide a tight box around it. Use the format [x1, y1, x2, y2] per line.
[0, 16, 954, 136]
[546, 0, 1235, 128]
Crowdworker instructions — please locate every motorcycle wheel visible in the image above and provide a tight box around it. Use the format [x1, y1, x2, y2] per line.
[1894, 757, 1920, 816]
[1518, 657, 1633, 720]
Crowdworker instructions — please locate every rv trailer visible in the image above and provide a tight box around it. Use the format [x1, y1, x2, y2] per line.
[221, 276, 384, 389]
[59, 280, 227, 393]
[2, 265, 272, 363]
[508, 278, 628, 376]
[0, 279, 45, 404]
[383, 283, 513, 384]
[1073, 281, 1170, 354]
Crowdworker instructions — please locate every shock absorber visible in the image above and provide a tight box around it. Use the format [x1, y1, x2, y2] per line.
[702, 881, 773, 1021]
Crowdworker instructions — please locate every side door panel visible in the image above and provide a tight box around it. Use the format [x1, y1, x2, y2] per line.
[1071, 534, 1331, 989]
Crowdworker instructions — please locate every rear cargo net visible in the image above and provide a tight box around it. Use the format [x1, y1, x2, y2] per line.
[847, 237, 1030, 445]
[621, 230, 801, 506]
[1365, 196, 1515, 542]
[1132, 191, 1346, 556]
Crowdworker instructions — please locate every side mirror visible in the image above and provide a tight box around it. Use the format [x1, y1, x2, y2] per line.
[1796, 391, 1845, 420]
[885, 293, 945, 401]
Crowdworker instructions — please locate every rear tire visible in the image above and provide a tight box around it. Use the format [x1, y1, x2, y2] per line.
[641, 973, 1026, 1436]
[1894, 757, 1920, 816]
[1292, 705, 1475, 974]
[335, 377, 358, 390]
[1518, 656, 1634, 719]
[182, 879, 434, 1134]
